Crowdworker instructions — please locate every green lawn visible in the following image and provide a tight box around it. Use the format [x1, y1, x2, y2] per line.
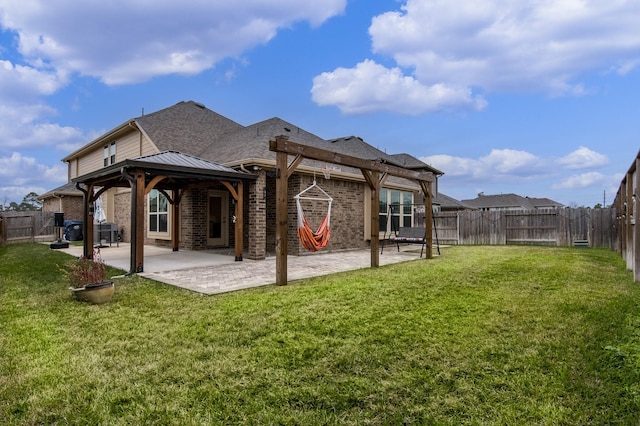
[1, 243, 639, 425]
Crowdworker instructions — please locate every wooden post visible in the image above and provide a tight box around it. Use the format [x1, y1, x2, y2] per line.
[81, 185, 94, 259]
[133, 170, 145, 272]
[421, 181, 433, 259]
[370, 171, 380, 267]
[629, 157, 640, 281]
[235, 181, 244, 261]
[628, 170, 634, 270]
[172, 189, 180, 252]
[275, 151, 289, 285]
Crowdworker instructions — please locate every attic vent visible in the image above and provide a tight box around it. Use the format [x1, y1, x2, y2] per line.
[284, 127, 291, 132]
[194, 102, 206, 109]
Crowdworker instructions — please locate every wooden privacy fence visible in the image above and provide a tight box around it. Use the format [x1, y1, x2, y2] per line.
[431, 208, 617, 249]
[613, 149, 640, 282]
[0, 211, 56, 244]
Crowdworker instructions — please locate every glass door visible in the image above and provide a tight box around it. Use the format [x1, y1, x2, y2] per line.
[208, 190, 229, 246]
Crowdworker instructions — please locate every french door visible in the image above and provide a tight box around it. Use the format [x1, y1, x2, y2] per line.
[207, 190, 229, 246]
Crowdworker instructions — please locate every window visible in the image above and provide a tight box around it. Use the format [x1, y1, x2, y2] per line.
[379, 189, 414, 234]
[148, 189, 170, 238]
[103, 142, 116, 167]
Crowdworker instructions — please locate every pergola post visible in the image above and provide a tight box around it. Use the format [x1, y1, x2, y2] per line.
[275, 151, 289, 285]
[422, 181, 434, 259]
[234, 181, 244, 261]
[81, 184, 95, 259]
[172, 189, 180, 252]
[362, 169, 380, 267]
[133, 170, 145, 273]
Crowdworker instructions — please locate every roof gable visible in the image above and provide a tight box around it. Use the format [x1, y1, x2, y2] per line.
[389, 153, 444, 175]
[134, 101, 244, 157]
[198, 117, 328, 165]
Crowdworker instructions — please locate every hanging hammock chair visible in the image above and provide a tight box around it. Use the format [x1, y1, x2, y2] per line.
[295, 179, 333, 252]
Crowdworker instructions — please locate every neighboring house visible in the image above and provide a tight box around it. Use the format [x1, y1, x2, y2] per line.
[46, 101, 443, 261]
[432, 192, 474, 212]
[461, 193, 564, 211]
[39, 182, 84, 220]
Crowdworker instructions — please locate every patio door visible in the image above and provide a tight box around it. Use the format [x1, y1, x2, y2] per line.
[208, 190, 229, 247]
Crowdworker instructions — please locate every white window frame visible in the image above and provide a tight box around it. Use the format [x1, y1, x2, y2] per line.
[379, 188, 414, 235]
[103, 142, 116, 167]
[148, 189, 171, 240]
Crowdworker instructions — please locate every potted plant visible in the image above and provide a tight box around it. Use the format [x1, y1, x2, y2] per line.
[65, 252, 114, 304]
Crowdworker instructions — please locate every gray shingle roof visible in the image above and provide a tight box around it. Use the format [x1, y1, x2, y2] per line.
[461, 193, 563, 209]
[389, 153, 444, 175]
[38, 182, 83, 200]
[198, 117, 329, 165]
[433, 192, 473, 210]
[135, 101, 244, 157]
[131, 101, 442, 186]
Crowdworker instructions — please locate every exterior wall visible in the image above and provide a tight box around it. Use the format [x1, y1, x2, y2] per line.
[279, 173, 368, 256]
[69, 128, 156, 179]
[114, 189, 131, 243]
[178, 188, 208, 250]
[41, 195, 84, 222]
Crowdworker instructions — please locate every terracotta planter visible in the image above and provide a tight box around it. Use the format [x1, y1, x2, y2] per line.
[70, 281, 114, 304]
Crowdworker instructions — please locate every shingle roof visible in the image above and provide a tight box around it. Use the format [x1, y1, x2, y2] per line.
[37, 182, 83, 200]
[198, 117, 328, 165]
[135, 101, 244, 157]
[433, 192, 474, 210]
[389, 153, 444, 175]
[461, 193, 563, 209]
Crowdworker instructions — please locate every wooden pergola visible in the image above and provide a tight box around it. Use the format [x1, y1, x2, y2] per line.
[270, 136, 436, 285]
[72, 152, 256, 274]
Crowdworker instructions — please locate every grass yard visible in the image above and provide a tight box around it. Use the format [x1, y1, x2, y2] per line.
[1, 243, 640, 424]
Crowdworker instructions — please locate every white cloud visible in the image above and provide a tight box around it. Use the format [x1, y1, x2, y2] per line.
[313, 0, 640, 114]
[0, 0, 346, 85]
[556, 146, 609, 169]
[311, 59, 486, 114]
[0, 152, 66, 190]
[0, 59, 67, 98]
[552, 172, 606, 189]
[0, 103, 86, 151]
[421, 148, 545, 180]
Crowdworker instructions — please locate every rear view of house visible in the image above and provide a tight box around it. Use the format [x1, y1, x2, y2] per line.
[41, 101, 442, 271]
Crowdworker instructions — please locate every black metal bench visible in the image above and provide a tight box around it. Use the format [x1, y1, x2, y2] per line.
[382, 227, 427, 257]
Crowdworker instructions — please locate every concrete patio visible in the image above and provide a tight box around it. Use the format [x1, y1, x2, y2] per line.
[59, 243, 431, 295]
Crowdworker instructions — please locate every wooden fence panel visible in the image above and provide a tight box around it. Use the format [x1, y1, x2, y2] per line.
[0, 211, 56, 244]
[433, 208, 616, 249]
[505, 210, 558, 245]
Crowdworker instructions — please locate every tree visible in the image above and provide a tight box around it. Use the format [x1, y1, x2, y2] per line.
[21, 192, 42, 211]
[2, 192, 42, 211]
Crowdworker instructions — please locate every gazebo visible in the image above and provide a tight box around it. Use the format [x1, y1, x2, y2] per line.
[72, 151, 256, 273]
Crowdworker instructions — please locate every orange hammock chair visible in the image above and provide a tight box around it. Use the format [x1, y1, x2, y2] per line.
[295, 180, 333, 252]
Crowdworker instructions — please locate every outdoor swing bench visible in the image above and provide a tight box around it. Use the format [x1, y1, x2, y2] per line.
[382, 227, 427, 258]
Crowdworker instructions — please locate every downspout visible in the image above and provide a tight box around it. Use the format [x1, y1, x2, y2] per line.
[121, 166, 138, 275]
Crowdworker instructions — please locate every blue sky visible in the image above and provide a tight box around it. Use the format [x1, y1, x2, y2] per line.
[1, 0, 638, 207]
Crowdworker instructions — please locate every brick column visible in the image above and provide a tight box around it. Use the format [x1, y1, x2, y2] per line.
[247, 170, 267, 259]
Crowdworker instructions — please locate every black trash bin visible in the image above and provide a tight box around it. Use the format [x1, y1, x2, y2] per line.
[64, 220, 83, 241]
